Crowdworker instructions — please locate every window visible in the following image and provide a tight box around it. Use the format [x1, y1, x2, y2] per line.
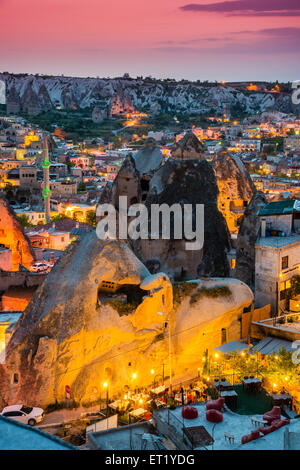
[280, 280, 292, 300]
[221, 328, 227, 345]
[282, 256, 289, 270]
[3, 411, 23, 417]
[20, 405, 33, 414]
[13, 373, 19, 384]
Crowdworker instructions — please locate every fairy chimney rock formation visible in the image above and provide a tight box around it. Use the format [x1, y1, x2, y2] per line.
[172, 132, 205, 160]
[0, 232, 252, 408]
[0, 196, 35, 270]
[213, 151, 256, 234]
[98, 138, 231, 280]
[235, 192, 267, 288]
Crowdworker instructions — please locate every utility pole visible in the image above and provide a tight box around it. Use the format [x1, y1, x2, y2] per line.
[158, 312, 173, 395]
[42, 134, 51, 225]
[168, 315, 173, 395]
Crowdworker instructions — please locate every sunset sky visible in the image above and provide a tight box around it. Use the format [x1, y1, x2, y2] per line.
[1, 0, 300, 81]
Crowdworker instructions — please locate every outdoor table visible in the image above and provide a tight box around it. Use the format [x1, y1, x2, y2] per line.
[108, 400, 121, 410]
[242, 378, 262, 391]
[213, 380, 232, 391]
[242, 378, 261, 384]
[220, 390, 238, 407]
[151, 385, 165, 395]
[129, 408, 147, 418]
[175, 394, 188, 403]
[155, 399, 166, 408]
[271, 393, 292, 407]
[183, 425, 214, 450]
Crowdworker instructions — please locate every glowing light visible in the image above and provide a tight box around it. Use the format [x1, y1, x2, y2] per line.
[247, 83, 259, 91]
[139, 399, 143, 404]
[214, 353, 219, 358]
[132, 373, 137, 379]
[202, 357, 206, 361]
[103, 381, 108, 388]
[151, 369, 154, 375]
[124, 395, 128, 400]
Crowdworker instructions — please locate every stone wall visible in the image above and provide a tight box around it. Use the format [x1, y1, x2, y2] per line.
[0, 271, 46, 293]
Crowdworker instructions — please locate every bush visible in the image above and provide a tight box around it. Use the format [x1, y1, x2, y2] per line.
[103, 299, 140, 316]
[173, 282, 198, 304]
[190, 286, 232, 304]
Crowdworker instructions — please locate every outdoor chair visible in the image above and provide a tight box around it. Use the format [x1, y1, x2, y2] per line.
[224, 432, 234, 444]
[241, 429, 261, 444]
[182, 406, 198, 419]
[272, 418, 290, 429]
[257, 424, 276, 435]
[263, 406, 281, 424]
[206, 397, 225, 411]
[206, 409, 223, 423]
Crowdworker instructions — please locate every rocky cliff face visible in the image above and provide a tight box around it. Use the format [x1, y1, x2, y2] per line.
[0, 196, 35, 270]
[235, 192, 267, 288]
[1, 72, 299, 115]
[138, 156, 231, 279]
[98, 135, 231, 280]
[213, 151, 256, 234]
[0, 232, 253, 408]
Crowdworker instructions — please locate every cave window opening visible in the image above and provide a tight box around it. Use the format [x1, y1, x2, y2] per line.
[141, 178, 150, 192]
[221, 328, 227, 345]
[97, 282, 145, 306]
[13, 373, 19, 384]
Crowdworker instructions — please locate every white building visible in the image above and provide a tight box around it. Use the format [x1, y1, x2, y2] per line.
[230, 139, 261, 152]
[255, 200, 300, 314]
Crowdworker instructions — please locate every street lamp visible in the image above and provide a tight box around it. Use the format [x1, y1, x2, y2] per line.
[103, 381, 109, 417]
[158, 311, 173, 395]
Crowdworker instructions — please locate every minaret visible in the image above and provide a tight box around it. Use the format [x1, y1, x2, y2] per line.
[42, 134, 51, 224]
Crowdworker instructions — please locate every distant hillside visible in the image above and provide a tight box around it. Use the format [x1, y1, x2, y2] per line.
[0, 72, 299, 116]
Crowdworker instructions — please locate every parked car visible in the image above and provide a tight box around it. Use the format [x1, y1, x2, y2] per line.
[31, 262, 50, 273]
[1, 404, 44, 426]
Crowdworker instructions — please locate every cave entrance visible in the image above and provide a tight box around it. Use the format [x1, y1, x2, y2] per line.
[97, 281, 145, 307]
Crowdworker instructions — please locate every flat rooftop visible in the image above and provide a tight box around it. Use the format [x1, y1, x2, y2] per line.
[88, 421, 164, 450]
[256, 234, 300, 248]
[155, 403, 300, 450]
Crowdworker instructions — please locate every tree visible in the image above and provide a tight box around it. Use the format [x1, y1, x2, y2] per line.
[50, 214, 69, 222]
[86, 210, 97, 228]
[17, 215, 33, 228]
[77, 182, 86, 193]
